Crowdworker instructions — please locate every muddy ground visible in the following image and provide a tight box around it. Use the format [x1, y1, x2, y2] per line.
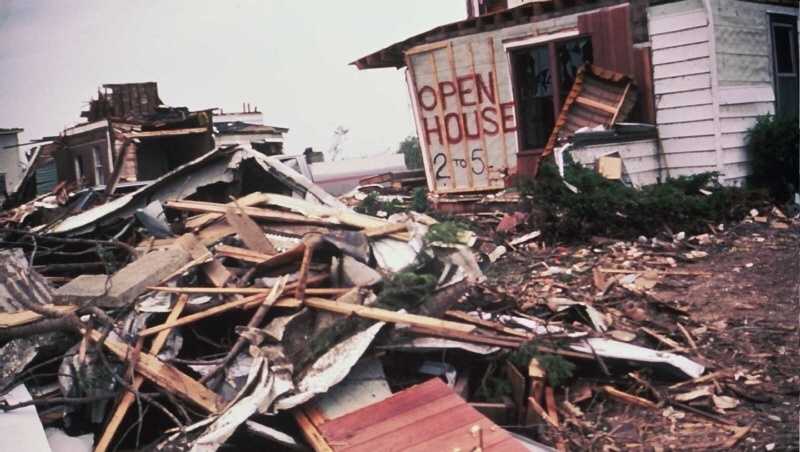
[478, 219, 799, 451]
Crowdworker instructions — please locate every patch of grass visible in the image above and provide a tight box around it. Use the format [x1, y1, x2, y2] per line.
[518, 161, 765, 241]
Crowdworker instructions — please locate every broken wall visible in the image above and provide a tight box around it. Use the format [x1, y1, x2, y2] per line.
[56, 121, 112, 187]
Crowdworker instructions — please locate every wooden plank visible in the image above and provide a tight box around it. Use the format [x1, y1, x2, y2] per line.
[719, 102, 774, 118]
[295, 409, 334, 452]
[224, 206, 277, 254]
[405, 417, 519, 452]
[341, 403, 484, 452]
[137, 290, 290, 337]
[0, 305, 78, 328]
[85, 328, 222, 413]
[575, 95, 618, 114]
[447, 42, 476, 189]
[304, 297, 476, 335]
[214, 244, 273, 263]
[95, 295, 189, 452]
[444, 311, 532, 339]
[149, 286, 350, 296]
[320, 379, 453, 442]
[362, 222, 408, 238]
[332, 394, 465, 449]
[428, 49, 456, 190]
[165, 200, 336, 226]
[123, 127, 208, 138]
[185, 192, 268, 230]
[602, 385, 658, 410]
[489, 37, 510, 172]
[407, 326, 524, 348]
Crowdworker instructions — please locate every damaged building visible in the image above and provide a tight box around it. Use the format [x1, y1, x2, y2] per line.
[354, 0, 799, 193]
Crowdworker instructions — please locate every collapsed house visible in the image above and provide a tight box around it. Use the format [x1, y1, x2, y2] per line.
[353, 0, 799, 195]
[213, 106, 289, 156]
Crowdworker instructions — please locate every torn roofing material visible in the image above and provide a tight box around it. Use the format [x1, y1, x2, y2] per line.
[42, 144, 343, 235]
[544, 64, 638, 157]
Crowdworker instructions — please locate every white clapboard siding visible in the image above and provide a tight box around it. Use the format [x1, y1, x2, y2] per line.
[658, 120, 715, 139]
[719, 102, 774, 118]
[656, 89, 713, 109]
[570, 139, 662, 187]
[657, 104, 715, 124]
[721, 117, 758, 134]
[718, 85, 775, 105]
[724, 161, 753, 181]
[661, 135, 717, 154]
[652, 42, 710, 65]
[652, 26, 709, 50]
[662, 150, 718, 169]
[723, 147, 750, 164]
[668, 165, 719, 178]
[653, 58, 711, 79]
[649, 10, 708, 35]
[720, 132, 748, 149]
[654, 73, 711, 95]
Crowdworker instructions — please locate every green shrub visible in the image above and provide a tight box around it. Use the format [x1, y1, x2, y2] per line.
[355, 192, 404, 217]
[411, 187, 428, 213]
[746, 114, 799, 203]
[518, 161, 763, 241]
[376, 271, 437, 311]
[397, 135, 424, 170]
[424, 221, 468, 245]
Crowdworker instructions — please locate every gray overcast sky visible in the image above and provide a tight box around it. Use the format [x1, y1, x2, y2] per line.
[0, 0, 463, 158]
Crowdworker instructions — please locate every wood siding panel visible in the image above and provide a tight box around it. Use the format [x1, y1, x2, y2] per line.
[651, 26, 709, 50]
[652, 42, 710, 65]
[719, 102, 774, 118]
[654, 73, 711, 94]
[656, 89, 713, 108]
[658, 120, 715, 139]
[718, 85, 775, 105]
[657, 104, 715, 124]
[649, 10, 708, 36]
[653, 58, 711, 79]
[661, 135, 717, 154]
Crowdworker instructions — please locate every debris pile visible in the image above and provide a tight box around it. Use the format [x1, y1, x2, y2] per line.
[0, 141, 797, 451]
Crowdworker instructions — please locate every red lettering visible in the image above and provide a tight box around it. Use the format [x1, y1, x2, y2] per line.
[422, 116, 443, 145]
[476, 72, 496, 105]
[438, 81, 457, 110]
[481, 106, 499, 136]
[417, 85, 437, 111]
[456, 75, 477, 107]
[462, 111, 481, 140]
[500, 101, 517, 133]
[444, 112, 463, 144]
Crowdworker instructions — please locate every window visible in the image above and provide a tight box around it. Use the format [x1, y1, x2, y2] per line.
[770, 14, 799, 118]
[92, 146, 106, 185]
[510, 36, 593, 152]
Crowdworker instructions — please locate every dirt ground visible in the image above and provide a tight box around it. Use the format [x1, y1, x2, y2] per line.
[478, 218, 799, 451]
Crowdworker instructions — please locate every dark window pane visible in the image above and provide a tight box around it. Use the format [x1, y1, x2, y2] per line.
[556, 37, 593, 100]
[773, 26, 795, 74]
[512, 45, 554, 150]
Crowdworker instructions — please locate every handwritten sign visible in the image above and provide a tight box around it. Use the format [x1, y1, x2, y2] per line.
[407, 39, 517, 193]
